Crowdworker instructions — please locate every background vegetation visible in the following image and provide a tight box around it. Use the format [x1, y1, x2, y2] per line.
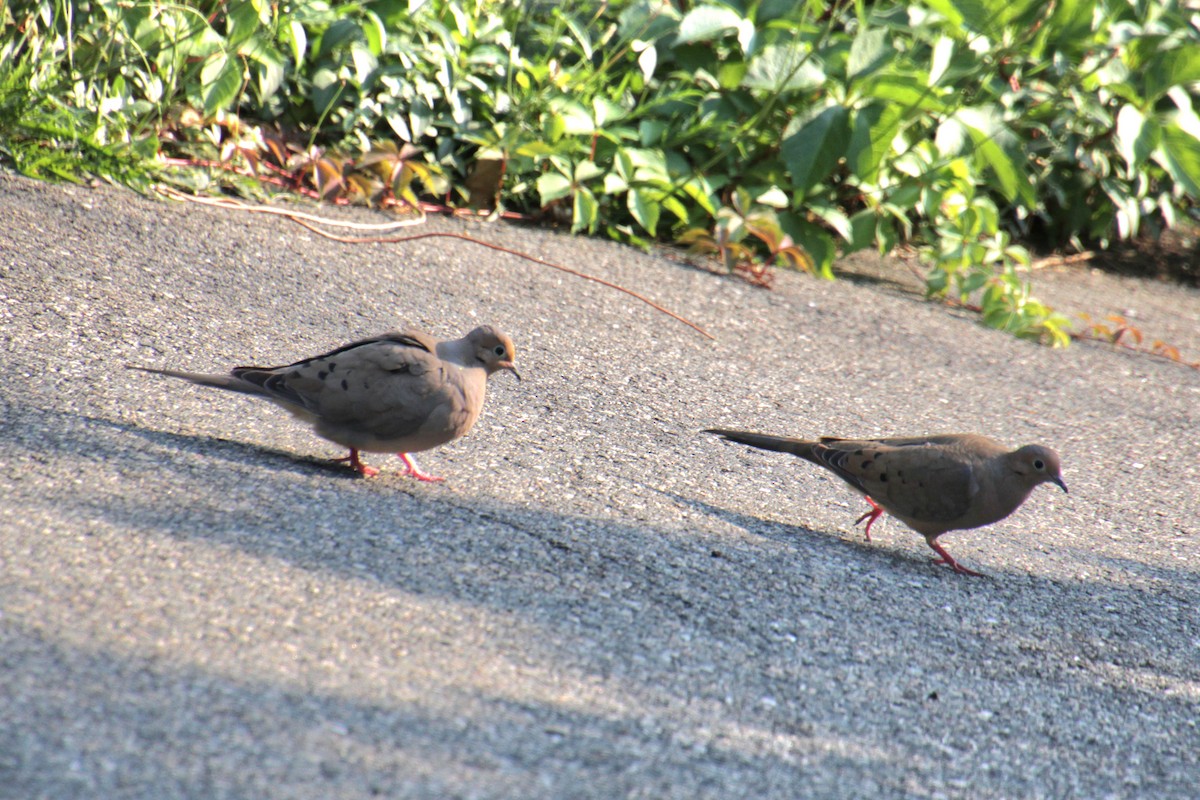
[3, 0, 1199, 346]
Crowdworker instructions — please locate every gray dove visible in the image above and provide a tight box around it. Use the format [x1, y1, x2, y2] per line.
[705, 430, 1067, 576]
[133, 326, 519, 480]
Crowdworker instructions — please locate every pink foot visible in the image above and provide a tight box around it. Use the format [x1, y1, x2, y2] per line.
[854, 497, 884, 542]
[335, 449, 379, 477]
[398, 452, 444, 482]
[928, 540, 984, 577]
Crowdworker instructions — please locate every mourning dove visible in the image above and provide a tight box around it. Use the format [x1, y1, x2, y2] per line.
[704, 430, 1067, 576]
[132, 326, 519, 480]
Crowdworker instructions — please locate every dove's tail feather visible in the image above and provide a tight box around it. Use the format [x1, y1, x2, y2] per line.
[127, 365, 265, 396]
[703, 428, 815, 459]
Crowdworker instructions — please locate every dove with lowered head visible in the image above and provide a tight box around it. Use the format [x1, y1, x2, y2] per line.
[133, 326, 519, 480]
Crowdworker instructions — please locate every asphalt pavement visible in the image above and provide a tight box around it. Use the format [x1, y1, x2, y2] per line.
[2, 170, 1198, 799]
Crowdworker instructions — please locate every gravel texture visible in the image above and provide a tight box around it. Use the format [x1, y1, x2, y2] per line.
[2, 171, 1198, 799]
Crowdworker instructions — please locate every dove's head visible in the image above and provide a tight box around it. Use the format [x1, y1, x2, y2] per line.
[468, 326, 520, 380]
[1010, 445, 1067, 493]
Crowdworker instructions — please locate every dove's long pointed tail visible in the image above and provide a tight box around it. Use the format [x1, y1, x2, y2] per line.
[703, 428, 814, 458]
[127, 365, 262, 396]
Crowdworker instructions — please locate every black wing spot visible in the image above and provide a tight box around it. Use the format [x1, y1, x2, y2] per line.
[341, 379, 349, 390]
[318, 371, 328, 380]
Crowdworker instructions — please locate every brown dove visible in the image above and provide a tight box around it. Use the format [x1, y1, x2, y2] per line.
[704, 430, 1067, 576]
[132, 326, 519, 480]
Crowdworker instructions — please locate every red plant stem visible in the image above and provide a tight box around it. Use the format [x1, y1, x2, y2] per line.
[284, 221, 715, 340]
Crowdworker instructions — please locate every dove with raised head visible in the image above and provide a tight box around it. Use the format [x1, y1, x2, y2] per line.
[705, 430, 1066, 576]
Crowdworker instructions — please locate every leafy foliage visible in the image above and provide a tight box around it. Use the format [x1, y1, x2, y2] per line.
[2, 0, 1199, 346]
[679, 188, 817, 287]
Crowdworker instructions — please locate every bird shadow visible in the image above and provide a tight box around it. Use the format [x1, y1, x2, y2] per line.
[651, 487, 960, 580]
[6, 401, 364, 481]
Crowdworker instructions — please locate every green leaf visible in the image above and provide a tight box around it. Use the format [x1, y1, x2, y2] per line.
[717, 59, 748, 90]
[285, 20, 307, 65]
[593, 97, 626, 126]
[1154, 122, 1200, 198]
[846, 210, 876, 253]
[1144, 44, 1200, 102]
[318, 19, 362, 58]
[625, 147, 668, 178]
[574, 160, 605, 182]
[543, 112, 567, 142]
[681, 176, 719, 216]
[628, 189, 661, 234]
[920, 0, 964, 28]
[537, 172, 572, 204]
[858, 72, 948, 112]
[1040, 0, 1096, 55]
[782, 217, 835, 279]
[755, 186, 789, 208]
[635, 41, 658, 82]
[960, 270, 990, 294]
[200, 52, 243, 115]
[1100, 177, 1140, 239]
[548, 98, 595, 135]
[573, 186, 598, 232]
[311, 67, 345, 118]
[781, 105, 850, 194]
[244, 43, 285, 100]
[807, 202, 851, 242]
[603, 172, 629, 194]
[386, 112, 411, 141]
[1114, 105, 1159, 172]
[661, 195, 689, 223]
[362, 10, 388, 57]
[559, 9, 594, 59]
[743, 44, 824, 92]
[639, 120, 668, 147]
[350, 41, 378, 84]
[617, 0, 682, 40]
[847, 28, 893, 82]
[923, 0, 1042, 36]
[675, 6, 743, 45]
[225, 1, 264, 49]
[847, 102, 904, 181]
[929, 36, 954, 86]
[943, 108, 1031, 206]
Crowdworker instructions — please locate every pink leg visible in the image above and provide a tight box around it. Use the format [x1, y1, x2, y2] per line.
[927, 539, 984, 577]
[398, 452, 444, 483]
[854, 497, 884, 542]
[334, 448, 379, 477]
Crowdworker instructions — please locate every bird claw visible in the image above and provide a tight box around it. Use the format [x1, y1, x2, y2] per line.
[928, 541, 984, 577]
[336, 449, 379, 477]
[398, 453, 444, 483]
[854, 497, 884, 542]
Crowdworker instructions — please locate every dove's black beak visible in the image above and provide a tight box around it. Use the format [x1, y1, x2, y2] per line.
[500, 362, 521, 381]
[1053, 476, 1068, 493]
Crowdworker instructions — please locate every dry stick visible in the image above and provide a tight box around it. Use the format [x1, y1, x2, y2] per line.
[284, 218, 716, 341]
[158, 187, 426, 231]
[161, 187, 711, 338]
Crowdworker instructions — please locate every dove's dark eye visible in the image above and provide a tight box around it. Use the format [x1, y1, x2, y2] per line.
[492, 345, 507, 357]
[1033, 459, 1045, 470]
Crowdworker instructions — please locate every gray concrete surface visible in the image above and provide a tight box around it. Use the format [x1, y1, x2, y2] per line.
[2, 170, 1198, 799]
